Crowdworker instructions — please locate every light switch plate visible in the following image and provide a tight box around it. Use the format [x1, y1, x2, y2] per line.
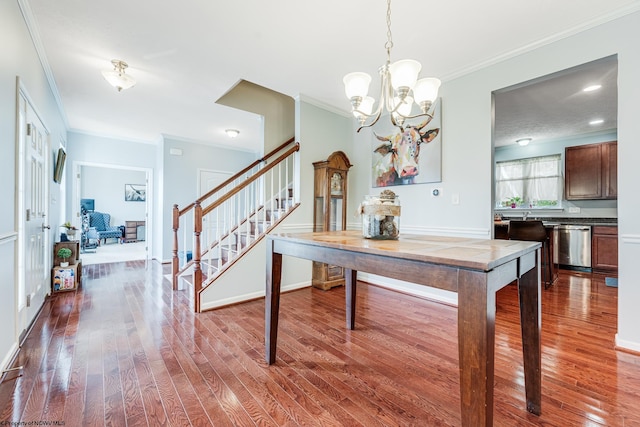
[568, 206, 580, 213]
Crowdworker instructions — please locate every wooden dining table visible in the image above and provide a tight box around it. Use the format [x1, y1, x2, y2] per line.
[265, 230, 542, 426]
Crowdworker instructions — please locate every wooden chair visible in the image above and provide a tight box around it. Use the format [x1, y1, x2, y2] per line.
[508, 220, 554, 288]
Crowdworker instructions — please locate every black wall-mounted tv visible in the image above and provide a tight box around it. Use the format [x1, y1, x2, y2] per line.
[81, 198, 95, 213]
[53, 147, 66, 183]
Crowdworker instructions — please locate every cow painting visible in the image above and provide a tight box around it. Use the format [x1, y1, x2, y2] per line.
[372, 119, 440, 187]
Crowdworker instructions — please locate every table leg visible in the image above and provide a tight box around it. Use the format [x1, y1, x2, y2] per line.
[457, 270, 495, 427]
[518, 251, 542, 415]
[265, 242, 283, 365]
[345, 269, 357, 330]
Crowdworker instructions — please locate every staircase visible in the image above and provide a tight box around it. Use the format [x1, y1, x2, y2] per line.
[172, 139, 300, 312]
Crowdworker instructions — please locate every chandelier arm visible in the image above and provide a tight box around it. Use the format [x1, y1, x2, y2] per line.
[356, 112, 383, 133]
[394, 111, 434, 121]
[355, 100, 384, 132]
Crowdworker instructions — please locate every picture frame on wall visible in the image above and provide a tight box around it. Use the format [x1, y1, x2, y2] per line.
[371, 98, 442, 187]
[125, 184, 146, 202]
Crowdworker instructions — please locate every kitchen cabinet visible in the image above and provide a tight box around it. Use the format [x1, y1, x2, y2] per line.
[592, 225, 618, 273]
[565, 141, 617, 200]
[311, 151, 352, 290]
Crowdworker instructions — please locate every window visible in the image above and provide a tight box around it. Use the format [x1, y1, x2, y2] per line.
[495, 154, 562, 208]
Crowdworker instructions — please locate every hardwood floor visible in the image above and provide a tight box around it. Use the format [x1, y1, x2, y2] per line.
[1, 262, 639, 426]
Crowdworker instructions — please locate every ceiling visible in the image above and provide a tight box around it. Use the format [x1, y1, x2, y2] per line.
[23, 0, 639, 152]
[494, 55, 618, 147]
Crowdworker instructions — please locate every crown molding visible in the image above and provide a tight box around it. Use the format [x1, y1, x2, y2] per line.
[295, 94, 352, 118]
[440, 3, 640, 82]
[18, 0, 69, 129]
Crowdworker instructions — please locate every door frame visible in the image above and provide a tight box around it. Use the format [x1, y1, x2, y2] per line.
[15, 77, 51, 342]
[72, 161, 153, 262]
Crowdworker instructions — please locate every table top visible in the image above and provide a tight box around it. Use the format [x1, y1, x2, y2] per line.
[269, 230, 539, 272]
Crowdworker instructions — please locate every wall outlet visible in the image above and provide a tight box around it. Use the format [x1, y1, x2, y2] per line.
[568, 206, 580, 213]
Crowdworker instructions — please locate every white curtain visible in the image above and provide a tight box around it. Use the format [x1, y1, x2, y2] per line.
[495, 155, 562, 207]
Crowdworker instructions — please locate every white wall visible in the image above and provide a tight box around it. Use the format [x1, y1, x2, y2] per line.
[0, 0, 67, 371]
[161, 137, 258, 260]
[81, 166, 146, 226]
[67, 131, 156, 251]
[348, 11, 640, 351]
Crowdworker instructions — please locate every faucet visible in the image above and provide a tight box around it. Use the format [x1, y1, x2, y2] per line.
[523, 211, 531, 220]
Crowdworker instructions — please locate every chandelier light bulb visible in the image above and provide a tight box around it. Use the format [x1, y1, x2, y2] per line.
[342, 0, 440, 132]
[343, 72, 372, 101]
[389, 59, 421, 93]
[414, 78, 441, 111]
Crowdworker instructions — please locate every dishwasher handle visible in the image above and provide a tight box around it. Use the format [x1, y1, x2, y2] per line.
[555, 225, 591, 231]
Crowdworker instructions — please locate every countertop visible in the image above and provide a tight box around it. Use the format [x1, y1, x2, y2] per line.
[495, 217, 618, 227]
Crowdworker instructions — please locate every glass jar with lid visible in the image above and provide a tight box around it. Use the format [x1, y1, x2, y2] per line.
[360, 190, 401, 239]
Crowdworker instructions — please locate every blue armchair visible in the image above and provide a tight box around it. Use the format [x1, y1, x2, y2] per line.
[89, 212, 122, 244]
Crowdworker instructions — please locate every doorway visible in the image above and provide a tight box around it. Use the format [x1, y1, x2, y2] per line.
[491, 55, 618, 224]
[16, 81, 50, 340]
[73, 162, 153, 265]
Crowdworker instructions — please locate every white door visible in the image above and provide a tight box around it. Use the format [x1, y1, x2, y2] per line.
[17, 91, 50, 336]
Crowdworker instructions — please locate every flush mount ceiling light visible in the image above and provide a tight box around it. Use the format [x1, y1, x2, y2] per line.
[343, 0, 441, 132]
[516, 138, 532, 146]
[583, 84, 602, 92]
[225, 129, 240, 138]
[101, 59, 136, 92]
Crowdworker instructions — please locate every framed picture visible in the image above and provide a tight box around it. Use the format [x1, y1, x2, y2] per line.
[371, 98, 442, 187]
[125, 184, 146, 202]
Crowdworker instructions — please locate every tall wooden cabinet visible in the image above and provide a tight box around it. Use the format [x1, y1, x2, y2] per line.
[565, 141, 617, 200]
[312, 151, 352, 290]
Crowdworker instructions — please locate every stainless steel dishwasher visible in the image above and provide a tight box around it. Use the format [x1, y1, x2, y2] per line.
[553, 225, 592, 268]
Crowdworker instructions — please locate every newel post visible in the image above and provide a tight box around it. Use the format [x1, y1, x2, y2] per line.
[193, 201, 203, 312]
[172, 204, 179, 290]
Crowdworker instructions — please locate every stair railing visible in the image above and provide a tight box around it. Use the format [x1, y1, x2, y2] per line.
[172, 139, 299, 311]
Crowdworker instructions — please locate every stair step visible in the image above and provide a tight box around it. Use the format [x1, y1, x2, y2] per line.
[266, 209, 286, 221]
[250, 220, 270, 234]
[235, 232, 256, 247]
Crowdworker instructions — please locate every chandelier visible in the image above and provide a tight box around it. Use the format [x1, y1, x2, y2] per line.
[101, 59, 136, 92]
[343, 0, 441, 132]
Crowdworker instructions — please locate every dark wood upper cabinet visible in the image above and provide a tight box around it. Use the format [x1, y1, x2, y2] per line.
[565, 141, 617, 200]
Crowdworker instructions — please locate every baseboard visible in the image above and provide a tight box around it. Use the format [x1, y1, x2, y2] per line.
[0, 342, 20, 380]
[358, 272, 458, 307]
[615, 334, 640, 354]
[200, 280, 311, 311]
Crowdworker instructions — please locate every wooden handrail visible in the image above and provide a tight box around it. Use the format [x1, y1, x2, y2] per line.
[178, 137, 296, 216]
[172, 137, 299, 311]
[202, 142, 299, 217]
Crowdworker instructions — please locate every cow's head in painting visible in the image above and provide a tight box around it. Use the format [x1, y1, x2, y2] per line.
[373, 119, 440, 186]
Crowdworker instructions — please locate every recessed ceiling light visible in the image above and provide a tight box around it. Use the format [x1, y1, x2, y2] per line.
[516, 138, 532, 146]
[225, 129, 240, 138]
[589, 119, 604, 125]
[583, 84, 602, 92]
